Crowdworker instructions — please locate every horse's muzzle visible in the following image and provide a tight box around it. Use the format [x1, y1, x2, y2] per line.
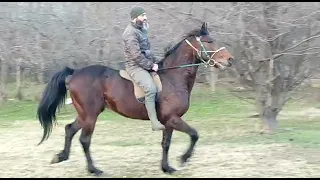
[228, 58, 235, 67]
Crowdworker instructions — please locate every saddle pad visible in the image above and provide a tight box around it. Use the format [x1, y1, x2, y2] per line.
[119, 70, 162, 101]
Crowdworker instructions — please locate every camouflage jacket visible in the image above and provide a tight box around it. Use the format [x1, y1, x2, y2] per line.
[122, 22, 160, 70]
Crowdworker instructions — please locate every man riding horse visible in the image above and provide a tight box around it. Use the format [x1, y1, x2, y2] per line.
[122, 6, 165, 131]
[37, 8, 235, 174]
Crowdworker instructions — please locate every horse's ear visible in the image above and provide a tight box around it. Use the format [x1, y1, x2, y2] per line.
[200, 22, 208, 35]
[201, 22, 208, 31]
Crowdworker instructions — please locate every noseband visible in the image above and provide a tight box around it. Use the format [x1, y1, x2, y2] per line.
[185, 36, 226, 69]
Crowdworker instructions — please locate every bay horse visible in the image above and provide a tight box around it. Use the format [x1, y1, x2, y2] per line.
[37, 22, 235, 176]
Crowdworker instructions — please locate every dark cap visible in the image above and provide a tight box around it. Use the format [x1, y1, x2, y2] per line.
[130, 6, 146, 20]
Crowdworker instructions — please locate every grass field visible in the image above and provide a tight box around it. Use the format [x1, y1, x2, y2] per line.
[0, 83, 319, 178]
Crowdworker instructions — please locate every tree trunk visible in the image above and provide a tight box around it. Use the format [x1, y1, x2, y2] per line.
[262, 106, 278, 132]
[36, 33, 45, 84]
[188, 2, 194, 14]
[0, 55, 8, 102]
[206, 67, 219, 91]
[15, 58, 23, 100]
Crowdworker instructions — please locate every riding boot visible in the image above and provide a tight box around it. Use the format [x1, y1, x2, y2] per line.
[144, 98, 165, 131]
[126, 66, 165, 131]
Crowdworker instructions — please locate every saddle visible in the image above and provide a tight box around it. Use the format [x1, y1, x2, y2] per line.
[119, 70, 162, 103]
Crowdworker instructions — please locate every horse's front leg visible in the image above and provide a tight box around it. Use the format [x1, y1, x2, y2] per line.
[161, 127, 176, 174]
[168, 116, 199, 166]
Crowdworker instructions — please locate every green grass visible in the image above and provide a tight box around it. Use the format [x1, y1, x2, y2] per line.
[5, 81, 46, 101]
[0, 83, 319, 149]
[219, 119, 320, 148]
[0, 84, 254, 121]
[185, 87, 255, 119]
[0, 101, 39, 121]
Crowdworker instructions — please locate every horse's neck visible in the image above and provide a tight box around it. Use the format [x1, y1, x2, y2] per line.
[161, 52, 199, 93]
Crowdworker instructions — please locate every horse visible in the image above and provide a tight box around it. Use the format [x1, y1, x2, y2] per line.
[37, 22, 235, 176]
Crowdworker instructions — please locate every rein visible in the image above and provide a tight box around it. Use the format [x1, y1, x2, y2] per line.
[158, 36, 226, 71]
[158, 63, 204, 71]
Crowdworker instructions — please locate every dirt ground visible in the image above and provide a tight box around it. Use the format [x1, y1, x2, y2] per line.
[0, 119, 319, 178]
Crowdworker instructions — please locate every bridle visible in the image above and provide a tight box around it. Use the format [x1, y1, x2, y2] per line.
[185, 36, 226, 69]
[158, 36, 227, 71]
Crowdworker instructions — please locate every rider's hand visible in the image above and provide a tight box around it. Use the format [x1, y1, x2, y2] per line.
[152, 64, 158, 72]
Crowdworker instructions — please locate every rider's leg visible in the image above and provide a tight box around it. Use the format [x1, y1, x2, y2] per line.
[127, 67, 165, 131]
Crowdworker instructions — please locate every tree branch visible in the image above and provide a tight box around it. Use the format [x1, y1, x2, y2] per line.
[259, 32, 320, 62]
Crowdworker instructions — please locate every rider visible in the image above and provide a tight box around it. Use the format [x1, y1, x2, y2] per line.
[122, 6, 165, 131]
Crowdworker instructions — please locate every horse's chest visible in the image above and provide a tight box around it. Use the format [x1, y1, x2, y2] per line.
[160, 91, 190, 117]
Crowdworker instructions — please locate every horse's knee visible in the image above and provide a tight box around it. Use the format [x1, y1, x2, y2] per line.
[79, 118, 96, 145]
[190, 129, 199, 142]
[65, 123, 72, 132]
[81, 122, 94, 134]
[80, 133, 91, 142]
[162, 139, 171, 151]
[65, 121, 80, 137]
[79, 130, 92, 150]
[65, 124, 73, 137]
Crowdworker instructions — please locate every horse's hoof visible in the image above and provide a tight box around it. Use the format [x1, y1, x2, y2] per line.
[51, 152, 68, 164]
[180, 155, 190, 166]
[180, 159, 189, 167]
[89, 168, 104, 176]
[162, 166, 177, 174]
[51, 155, 59, 164]
[94, 171, 104, 177]
[180, 161, 188, 167]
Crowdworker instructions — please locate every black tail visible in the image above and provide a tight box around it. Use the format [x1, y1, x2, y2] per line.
[37, 66, 75, 145]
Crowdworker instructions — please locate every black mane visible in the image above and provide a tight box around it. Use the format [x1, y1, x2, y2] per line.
[162, 28, 209, 59]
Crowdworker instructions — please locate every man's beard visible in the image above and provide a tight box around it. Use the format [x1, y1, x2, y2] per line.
[136, 19, 149, 30]
[142, 21, 149, 30]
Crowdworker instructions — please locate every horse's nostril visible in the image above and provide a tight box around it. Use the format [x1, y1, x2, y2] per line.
[228, 58, 234, 67]
[228, 58, 234, 64]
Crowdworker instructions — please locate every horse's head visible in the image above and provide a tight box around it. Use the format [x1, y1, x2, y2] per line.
[185, 22, 235, 70]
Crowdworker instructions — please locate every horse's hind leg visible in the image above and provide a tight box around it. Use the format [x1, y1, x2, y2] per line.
[167, 116, 199, 166]
[51, 118, 81, 164]
[80, 115, 103, 176]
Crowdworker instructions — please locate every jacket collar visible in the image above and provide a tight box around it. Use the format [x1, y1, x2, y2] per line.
[131, 21, 143, 29]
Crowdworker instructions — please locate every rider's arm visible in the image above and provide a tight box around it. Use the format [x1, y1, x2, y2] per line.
[122, 32, 154, 70]
[152, 53, 162, 64]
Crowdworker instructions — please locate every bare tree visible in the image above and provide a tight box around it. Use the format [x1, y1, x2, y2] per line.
[0, 2, 319, 115]
[221, 2, 320, 131]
